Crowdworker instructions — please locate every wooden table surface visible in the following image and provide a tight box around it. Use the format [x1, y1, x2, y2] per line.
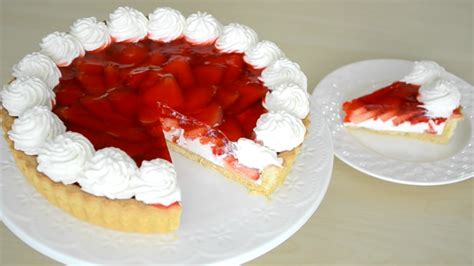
[1, 0, 472, 265]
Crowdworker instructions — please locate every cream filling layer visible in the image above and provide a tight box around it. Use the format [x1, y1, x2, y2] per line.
[345, 117, 446, 135]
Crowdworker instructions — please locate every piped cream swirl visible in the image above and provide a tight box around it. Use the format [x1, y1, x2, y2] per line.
[401, 61, 446, 85]
[234, 138, 282, 171]
[244, 40, 284, 69]
[254, 111, 306, 152]
[418, 78, 461, 118]
[132, 159, 181, 205]
[40, 32, 84, 66]
[12, 52, 61, 88]
[108, 6, 148, 43]
[184, 12, 223, 44]
[70, 17, 111, 51]
[260, 58, 307, 90]
[8, 106, 66, 155]
[148, 7, 186, 42]
[79, 147, 137, 199]
[263, 82, 309, 119]
[215, 23, 258, 53]
[1, 77, 55, 116]
[37, 132, 95, 185]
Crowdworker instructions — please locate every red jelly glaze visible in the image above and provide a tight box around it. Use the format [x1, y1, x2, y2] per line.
[53, 38, 268, 166]
[343, 81, 450, 127]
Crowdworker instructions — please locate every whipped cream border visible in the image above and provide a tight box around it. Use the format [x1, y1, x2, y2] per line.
[3, 6, 310, 204]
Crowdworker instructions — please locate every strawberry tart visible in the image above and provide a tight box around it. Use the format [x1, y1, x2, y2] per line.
[343, 61, 463, 143]
[0, 7, 310, 233]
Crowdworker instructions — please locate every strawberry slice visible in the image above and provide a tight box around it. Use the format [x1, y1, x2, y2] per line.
[226, 83, 267, 114]
[348, 108, 379, 123]
[148, 50, 167, 65]
[55, 105, 105, 132]
[117, 43, 148, 65]
[222, 54, 244, 84]
[217, 117, 245, 141]
[101, 134, 149, 157]
[77, 72, 107, 96]
[163, 56, 194, 87]
[66, 125, 105, 149]
[104, 64, 121, 89]
[160, 117, 180, 131]
[378, 109, 398, 122]
[236, 103, 267, 138]
[54, 81, 84, 106]
[183, 126, 207, 139]
[105, 126, 149, 142]
[393, 109, 422, 125]
[182, 85, 217, 111]
[147, 121, 166, 137]
[138, 104, 162, 124]
[75, 58, 104, 75]
[80, 96, 134, 126]
[139, 70, 164, 91]
[121, 67, 148, 89]
[191, 102, 224, 127]
[194, 64, 225, 86]
[108, 90, 140, 119]
[141, 76, 184, 108]
[215, 87, 240, 109]
[223, 156, 259, 180]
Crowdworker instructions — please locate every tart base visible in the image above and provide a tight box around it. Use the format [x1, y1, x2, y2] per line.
[1, 108, 181, 234]
[345, 116, 462, 144]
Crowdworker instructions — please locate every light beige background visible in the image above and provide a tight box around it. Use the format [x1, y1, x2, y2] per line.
[0, 0, 472, 265]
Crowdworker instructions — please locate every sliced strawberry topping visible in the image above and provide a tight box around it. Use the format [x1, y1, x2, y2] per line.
[56, 105, 105, 132]
[218, 117, 245, 141]
[55, 81, 84, 106]
[77, 73, 107, 96]
[163, 56, 194, 87]
[194, 64, 225, 86]
[215, 87, 240, 109]
[236, 103, 267, 138]
[138, 104, 162, 124]
[182, 85, 217, 110]
[226, 83, 267, 114]
[148, 50, 167, 65]
[191, 102, 224, 127]
[75, 58, 104, 75]
[108, 90, 140, 119]
[183, 126, 208, 139]
[104, 64, 121, 89]
[140, 76, 184, 108]
[116, 43, 148, 65]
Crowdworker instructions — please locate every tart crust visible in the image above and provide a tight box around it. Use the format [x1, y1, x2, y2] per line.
[345, 115, 463, 144]
[1, 108, 181, 233]
[1, 107, 309, 232]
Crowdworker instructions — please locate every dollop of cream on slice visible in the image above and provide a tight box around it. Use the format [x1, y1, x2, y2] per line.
[8, 106, 66, 155]
[37, 132, 95, 185]
[234, 138, 282, 171]
[401, 61, 446, 85]
[70, 17, 111, 51]
[260, 58, 307, 90]
[40, 32, 84, 66]
[263, 82, 309, 119]
[184, 11, 223, 44]
[12, 52, 61, 88]
[418, 78, 461, 118]
[148, 7, 186, 42]
[1, 77, 55, 116]
[79, 147, 137, 199]
[244, 40, 285, 69]
[215, 23, 258, 53]
[108, 6, 148, 43]
[254, 111, 306, 152]
[132, 159, 181, 205]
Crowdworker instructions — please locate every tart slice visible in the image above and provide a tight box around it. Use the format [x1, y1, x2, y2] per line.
[1, 6, 310, 233]
[343, 61, 463, 144]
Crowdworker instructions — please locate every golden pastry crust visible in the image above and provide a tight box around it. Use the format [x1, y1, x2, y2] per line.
[345, 115, 463, 144]
[1, 108, 181, 233]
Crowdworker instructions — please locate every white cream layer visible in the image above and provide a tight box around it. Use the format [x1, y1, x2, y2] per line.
[345, 118, 446, 135]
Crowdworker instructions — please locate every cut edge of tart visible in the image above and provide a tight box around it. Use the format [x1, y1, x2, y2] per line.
[342, 61, 464, 144]
[0, 6, 311, 233]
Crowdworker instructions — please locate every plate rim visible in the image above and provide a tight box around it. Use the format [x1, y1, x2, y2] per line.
[312, 58, 473, 186]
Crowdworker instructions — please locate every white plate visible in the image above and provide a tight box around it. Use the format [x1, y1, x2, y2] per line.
[313, 59, 473, 185]
[0, 102, 333, 264]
